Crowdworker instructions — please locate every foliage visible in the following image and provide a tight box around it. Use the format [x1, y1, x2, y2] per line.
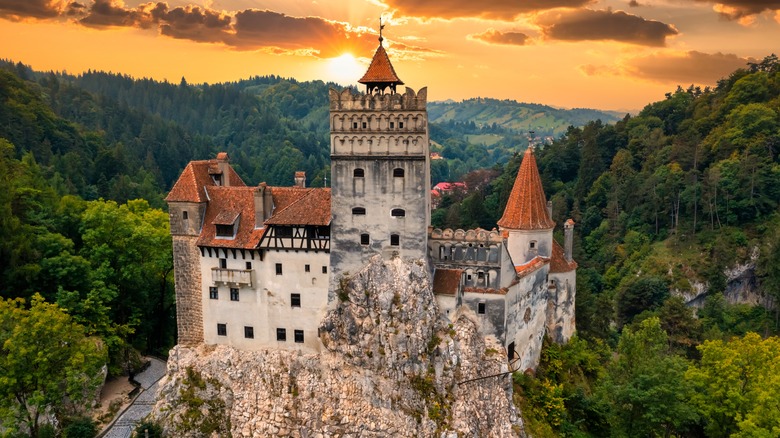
[686, 333, 780, 437]
[134, 420, 165, 438]
[0, 294, 106, 438]
[62, 416, 98, 438]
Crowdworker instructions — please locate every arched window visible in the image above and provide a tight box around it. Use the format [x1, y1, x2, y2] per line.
[391, 208, 405, 217]
[352, 207, 366, 215]
[353, 168, 364, 178]
[393, 168, 404, 177]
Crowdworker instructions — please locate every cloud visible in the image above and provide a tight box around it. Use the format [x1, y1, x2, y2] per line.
[159, 5, 232, 43]
[469, 28, 529, 46]
[698, 0, 780, 20]
[79, 0, 163, 28]
[581, 51, 753, 84]
[0, 0, 67, 20]
[536, 8, 678, 46]
[378, 0, 593, 20]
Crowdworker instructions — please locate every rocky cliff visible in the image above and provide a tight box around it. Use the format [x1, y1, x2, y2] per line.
[151, 256, 522, 437]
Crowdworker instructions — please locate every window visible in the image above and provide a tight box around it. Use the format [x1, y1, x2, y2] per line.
[217, 323, 227, 336]
[276, 328, 286, 341]
[322, 266, 328, 274]
[352, 122, 358, 129]
[291, 293, 301, 307]
[230, 288, 239, 301]
[276, 226, 293, 238]
[353, 168, 364, 178]
[216, 224, 234, 237]
[209, 287, 218, 300]
[530, 241, 536, 249]
[244, 326, 254, 339]
[391, 208, 406, 217]
[362, 122, 367, 129]
[393, 168, 404, 177]
[294, 330, 304, 343]
[182, 211, 188, 220]
[478, 271, 485, 280]
[246, 262, 252, 270]
[305, 264, 310, 273]
[219, 258, 227, 269]
[390, 234, 400, 246]
[276, 263, 283, 275]
[478, 302, 486, 314]
[399, 122, 404, 129]
[352, 207, 366, 215]
[390, 122, 395, 129]
[360, 233, 370, 245]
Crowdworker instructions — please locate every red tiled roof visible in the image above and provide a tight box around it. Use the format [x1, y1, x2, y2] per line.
[515, 256, 549, 277]
[550, 240, 577, 273]
[433, 268, 462, 295]
[166, 159, 246, 203]
[463, 287, 509, 295]
[497, 148, 555, 230]
[265, 188, 331, 226]
[197, 186, 265, 249]
[358, 44, 404, 85]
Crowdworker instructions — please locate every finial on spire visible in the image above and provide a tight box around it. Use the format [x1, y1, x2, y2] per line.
[379, 17, 385, 44]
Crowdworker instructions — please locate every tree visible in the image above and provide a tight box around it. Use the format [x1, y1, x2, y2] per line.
[0, 294, 106, 437]
[616, 276, 669, 327]
[686, 333, 780, 437]
[597, 317, 698, 436]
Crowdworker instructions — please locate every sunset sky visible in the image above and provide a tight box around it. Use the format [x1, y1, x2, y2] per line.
[1, 0, 779, 111]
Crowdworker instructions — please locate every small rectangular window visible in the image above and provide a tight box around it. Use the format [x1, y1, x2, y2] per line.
[305, 264, 310, 272]
[217, 323, 227, 336]
[246, 261, 252, 270]
[209, 287, 218, 300]
[353, 168, 365, 178]
[230, 288, 239, 301]
[182, 211, 188, 220]
[294, 330, 304, 343]
[352, 207, 366, 215]
[393, 168, 404, 177]
[291, 293, 301, 307]
[276, 263, 283, 275]
[244, 326, 254, 339]
[360, 234, 370, 245]
[277, 328, 286, 341]
[322, 266, 327, 274]
[399, 122, 404, 129]
[390, 234, 400, 246]
[362, 122, 367, 129]
[216, 224, 234, 237]
[478, 302, 486, 314]
[390, 122, 395, 129]
[219, 258, 227, 269]
[352, 122, 358, 129]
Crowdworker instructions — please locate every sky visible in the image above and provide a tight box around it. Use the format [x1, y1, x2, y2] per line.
[1, 0, 779, 111]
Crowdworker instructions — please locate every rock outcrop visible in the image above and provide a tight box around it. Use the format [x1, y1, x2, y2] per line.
[152, 256, 521, 437]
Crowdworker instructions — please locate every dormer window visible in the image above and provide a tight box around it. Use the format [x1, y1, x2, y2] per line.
[213, 210, 239, 239]
[212, 173, 222, 186]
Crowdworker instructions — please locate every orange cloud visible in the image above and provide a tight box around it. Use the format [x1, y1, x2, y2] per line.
[581, 51, 753, 84]
[0, 0, 68, 20]
[536, 8, 678, 46]
[379, 0, 593, 20]
[697, 0, 780, 20]
[469, 29, 529, 46]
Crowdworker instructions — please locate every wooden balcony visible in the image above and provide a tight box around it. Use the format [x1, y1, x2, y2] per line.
[211, 268, 252, 287]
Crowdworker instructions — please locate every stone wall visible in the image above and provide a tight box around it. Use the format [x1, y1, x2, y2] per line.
[172, 235, 203, 345]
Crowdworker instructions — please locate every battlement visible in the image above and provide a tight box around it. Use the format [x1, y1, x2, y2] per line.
[329, 86, 427, 111]
[429, 228, 504, 244]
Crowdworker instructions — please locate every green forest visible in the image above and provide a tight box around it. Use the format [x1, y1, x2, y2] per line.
[0, 54, 779, 437]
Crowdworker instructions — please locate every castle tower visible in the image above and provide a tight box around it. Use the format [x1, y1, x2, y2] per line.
[328, 30, 430, 299]
[498, 147, 555, 266]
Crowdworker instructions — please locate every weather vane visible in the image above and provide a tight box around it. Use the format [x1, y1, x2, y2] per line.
[379, 16, 385, 44]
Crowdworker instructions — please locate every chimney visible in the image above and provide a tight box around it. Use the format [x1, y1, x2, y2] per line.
[294, 171, 306, 188]
[216, 152, 230, 187]
[263, 184, 274, 221]
[547, 200, 553, 220]
[564, 219, 575, 262]
[254, 184, 266, 228]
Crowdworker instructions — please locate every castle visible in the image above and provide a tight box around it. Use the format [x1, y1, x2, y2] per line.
[166, 35, 576, 370]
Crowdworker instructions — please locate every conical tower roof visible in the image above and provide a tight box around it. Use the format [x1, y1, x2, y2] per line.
[358, 27, 403, 94]
[497, 147, 555, 230]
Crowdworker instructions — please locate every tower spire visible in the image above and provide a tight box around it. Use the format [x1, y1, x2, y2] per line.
[358, 19, 404, 94]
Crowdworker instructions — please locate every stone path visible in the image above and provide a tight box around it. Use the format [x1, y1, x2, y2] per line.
[100, 357, 167, 438]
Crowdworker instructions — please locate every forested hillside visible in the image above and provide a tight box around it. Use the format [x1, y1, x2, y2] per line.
[433, 55, 780, 437]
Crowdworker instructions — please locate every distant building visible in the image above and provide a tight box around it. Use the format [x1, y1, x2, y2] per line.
[167, 32, 575, 370]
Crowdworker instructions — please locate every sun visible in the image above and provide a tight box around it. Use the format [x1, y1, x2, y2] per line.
[326, 53, 365, 86]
